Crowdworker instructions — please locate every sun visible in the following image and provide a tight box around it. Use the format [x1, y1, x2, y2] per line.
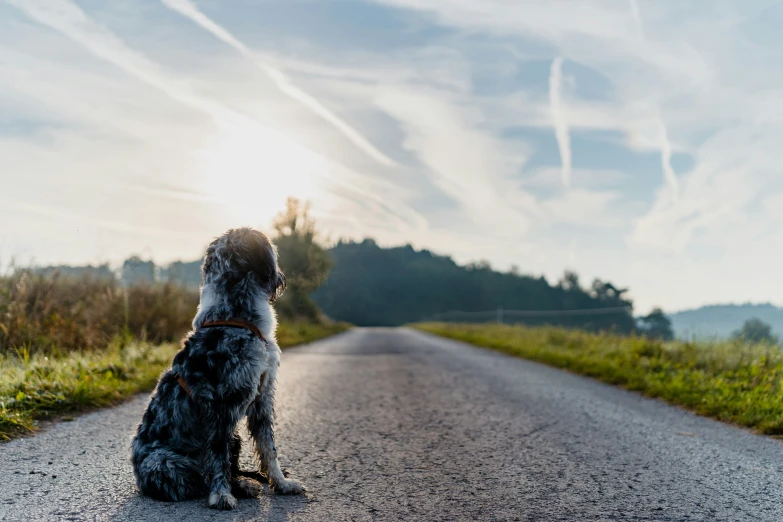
[200, 121, 326, 226]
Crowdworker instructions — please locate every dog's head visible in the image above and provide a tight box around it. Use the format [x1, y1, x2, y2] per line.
[201, 227, 286, 301]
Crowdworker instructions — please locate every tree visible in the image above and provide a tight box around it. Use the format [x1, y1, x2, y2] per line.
[312, 241, 637, 331]
[558, 271, 580, 292]
[164, 260, 203, 288]
[591, 279, 628, 302]
[732, 318, 779, 344]
[271, 198, 332, 320]
[638, 308, 674, 340]
[122, 256, 155, 286]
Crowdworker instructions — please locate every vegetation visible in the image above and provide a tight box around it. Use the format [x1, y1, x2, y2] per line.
[1, 201, 348, 440]
[45, 208, 638, 332]
[637, 308, 674, 340]
[0, 321, 349, 440]
[0, 268, 198, 354]
[272, 198, 334, 322]
[312, 240, 636, 330]
[732, 318, 779, 345]
[669, 303, 783, 340]
[415, 323, 783, 435]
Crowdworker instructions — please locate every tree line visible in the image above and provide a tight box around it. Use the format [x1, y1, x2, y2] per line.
[32, 198, 692, 338]
[312, 238, 645, 332]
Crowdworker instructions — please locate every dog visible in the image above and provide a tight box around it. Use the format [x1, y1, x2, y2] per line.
[130, 227, 305, 510]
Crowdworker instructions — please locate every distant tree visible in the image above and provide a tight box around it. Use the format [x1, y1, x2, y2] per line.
[164, 260, 203, 289]
[591, 279, 628, 302]
[36, 263, 115, 281]
[122, 256, 155, 286]
[638, 308, 674, 340]
[272, 198, 332, 320]
[467, 260, 492, 271]
[732, 318, 779, 344]
[558, 270, 581, 292]
[312, 242, 636, 331]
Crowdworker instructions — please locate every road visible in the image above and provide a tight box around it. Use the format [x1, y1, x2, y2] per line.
[2, 328, 783, 521]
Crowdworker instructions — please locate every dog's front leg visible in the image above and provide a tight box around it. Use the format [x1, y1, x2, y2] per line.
[203, 413, 240, 510]
[247, 368, 305, 495]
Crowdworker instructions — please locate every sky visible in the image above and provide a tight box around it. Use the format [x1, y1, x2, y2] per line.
[2, 0, 783, 314]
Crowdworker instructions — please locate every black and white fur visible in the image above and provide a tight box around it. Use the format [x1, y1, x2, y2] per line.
[130, 227, 305, 510]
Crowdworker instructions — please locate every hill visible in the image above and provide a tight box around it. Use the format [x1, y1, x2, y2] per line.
[311, 239, 635, 329]
[34, 239, 638, 330]
[668, 303, 783, 340]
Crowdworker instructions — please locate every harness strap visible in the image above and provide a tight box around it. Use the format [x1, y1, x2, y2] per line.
[201, 319, 268, 345]
[174, 318, 269, 398]
[176, 374, 192, 397]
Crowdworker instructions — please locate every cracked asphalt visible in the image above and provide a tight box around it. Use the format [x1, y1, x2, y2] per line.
[2, 327, 783, 521]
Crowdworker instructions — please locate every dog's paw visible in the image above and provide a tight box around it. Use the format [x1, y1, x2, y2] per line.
[232, 477, 263, 498]
[272, 477, 306, 496]
[208, 491, 238, 510]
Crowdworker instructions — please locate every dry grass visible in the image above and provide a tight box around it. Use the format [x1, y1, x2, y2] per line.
[0, 269, 350, 440]
[0, 268, 198, 354]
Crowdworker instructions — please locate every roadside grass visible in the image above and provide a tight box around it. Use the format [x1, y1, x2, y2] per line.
[0, 268, 199, 354]
[0, 322, 350, 441]
[414, 322, 783, 436]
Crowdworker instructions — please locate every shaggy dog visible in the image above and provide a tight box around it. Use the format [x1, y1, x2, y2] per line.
[130, 227, 305, 510]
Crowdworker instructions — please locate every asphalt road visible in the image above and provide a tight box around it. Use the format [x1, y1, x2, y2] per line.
[2, 328, 783, 521]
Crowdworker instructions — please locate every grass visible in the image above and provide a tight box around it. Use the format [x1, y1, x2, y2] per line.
[414, 322, 783, 436]
[0, 268, 199, 354]
[0, 322, 350, 441]
[0, 267, 350, 440]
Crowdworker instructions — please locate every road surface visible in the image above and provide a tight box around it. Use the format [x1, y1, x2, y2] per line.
[2, 328, 783, 521]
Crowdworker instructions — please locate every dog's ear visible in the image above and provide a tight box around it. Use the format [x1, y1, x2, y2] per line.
[271, 270, 286, 302]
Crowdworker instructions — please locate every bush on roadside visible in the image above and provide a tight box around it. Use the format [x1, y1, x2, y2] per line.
[0, 268, 198, 354]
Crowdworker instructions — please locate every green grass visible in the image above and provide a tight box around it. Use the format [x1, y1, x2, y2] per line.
[414, 322, 783, 436]
[0, 322, 350, 441]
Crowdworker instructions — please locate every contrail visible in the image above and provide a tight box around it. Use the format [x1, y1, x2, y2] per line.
[628, 0, 645, 39]
[4, 0, 230, 121]
[628, 0, 678, 201]
[658, 118, 680, 202]
[160, 0, 396, 167]
[548, 57, 571, 189]
[6, 0, 422, 232]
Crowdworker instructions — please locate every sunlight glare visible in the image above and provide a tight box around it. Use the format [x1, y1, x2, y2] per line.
[200, 122, 326, 226]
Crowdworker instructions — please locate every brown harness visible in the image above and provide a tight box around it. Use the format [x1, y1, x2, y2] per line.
[174, 319, 268, 398]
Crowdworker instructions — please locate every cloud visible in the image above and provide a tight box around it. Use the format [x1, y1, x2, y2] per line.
[539, 188, 623, 228]
[626, 2, 679, 203]
[4, 0, 422, 234]
[6, 0, 783, 313]
[521, 167, 629, 191]
[374, 85, 539, 236]
[628, 0, 644, 40]
[160, 0, 396, 167]
[548, 57, 571, 189]
[657, 116, 679, 202]
[5, 0, 232, 122]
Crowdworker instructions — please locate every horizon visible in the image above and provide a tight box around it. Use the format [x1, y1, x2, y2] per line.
[19, 237, 783, 316]
[3, 0, 783, 314]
